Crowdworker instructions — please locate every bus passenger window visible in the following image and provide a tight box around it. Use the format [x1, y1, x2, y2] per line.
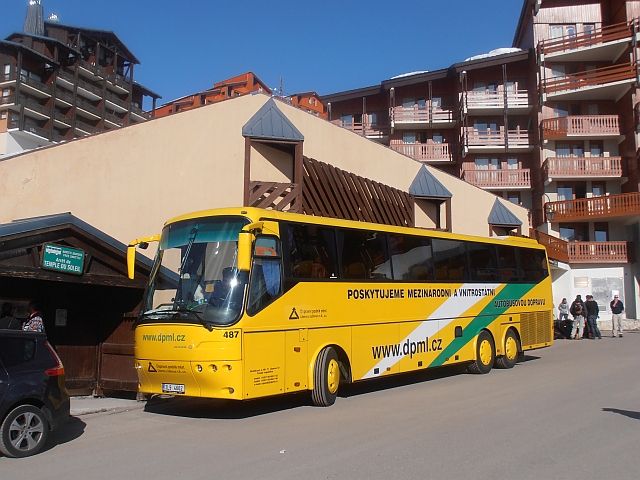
[496, 245, 523, 282]
[432, 239, 467, 282]
[247, 236, 282, 315]
[389, 235, 434, 281]
[281, 223, 338, 280]
[337, 230, 391, 280]
[467, 242, 499, 282]
[519, 249, 548, 283]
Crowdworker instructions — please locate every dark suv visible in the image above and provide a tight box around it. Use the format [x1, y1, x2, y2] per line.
[0, 330, 70, 458]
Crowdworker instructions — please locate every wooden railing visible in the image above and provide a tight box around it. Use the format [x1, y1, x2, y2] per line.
[567, 241, 630, 263]
[464, 127, 530, 147]
[545, 192, 640, 221]
[541, 115, 621, 138]
[391, 106, 455, 123]
[538, 20, 635, 56]
[248, 181, 301, 212]
[390, 142, 453, 162]
[20, 75, 52, 95]
[461, 168, 531, 188]
[465, 90, 529, 109]
[543, 156, 623, 178]
[331, 120, 389, 137]
[529, 229, 569, 263]
[543, 62, 636, 94]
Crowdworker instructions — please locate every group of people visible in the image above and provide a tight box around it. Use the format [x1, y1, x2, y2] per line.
[558, 294, 625, 340]
[0, 301, 46, 333]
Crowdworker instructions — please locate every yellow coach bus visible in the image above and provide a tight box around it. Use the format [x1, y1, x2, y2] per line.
[128, 207, 552, 406]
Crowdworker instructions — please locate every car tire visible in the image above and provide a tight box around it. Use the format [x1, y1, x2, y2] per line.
[0, 405, 50, 458]
[311, 347, 340, 407]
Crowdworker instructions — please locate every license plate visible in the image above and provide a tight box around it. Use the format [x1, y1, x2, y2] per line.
[161, 383, 185, 394]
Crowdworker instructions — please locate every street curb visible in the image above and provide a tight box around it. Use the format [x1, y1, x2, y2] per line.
[71, 402, 146, 417]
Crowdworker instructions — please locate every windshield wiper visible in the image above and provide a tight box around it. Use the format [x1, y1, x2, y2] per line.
[179, 226, 199, 276]
[138, 306, 213, 331]
[174, 305, 214, 331]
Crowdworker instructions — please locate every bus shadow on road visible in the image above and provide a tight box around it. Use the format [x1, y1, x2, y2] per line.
[602, 408, 640, 420]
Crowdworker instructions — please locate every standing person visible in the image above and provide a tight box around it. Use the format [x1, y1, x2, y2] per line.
[557, 298, 571, 339]
[569, 295, 586, 340]
[610, 295, 625, 337]
[585, 295, 602, 339]
[23, 300, 45, 333]
[0, 302, 19, 329]
[558, 298, 569, 320]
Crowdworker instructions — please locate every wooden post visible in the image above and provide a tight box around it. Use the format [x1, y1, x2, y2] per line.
[294, 141, 304, 213]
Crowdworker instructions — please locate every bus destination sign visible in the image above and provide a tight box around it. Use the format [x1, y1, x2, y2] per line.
[41, 243, 85, 275]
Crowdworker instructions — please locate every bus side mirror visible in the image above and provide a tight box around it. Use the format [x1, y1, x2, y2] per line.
[127, 234, 161, 280]
[237, 231, 253, 272]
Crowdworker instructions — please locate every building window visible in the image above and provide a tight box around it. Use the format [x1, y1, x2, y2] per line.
[589, 141, 603, 157]
[557, 184, 574, 201]
[583, 24, 596, 36]
[2, 88, 10, 97]
[431, 97, 442, 109]
[475, 158, 499, 170]
[594, 223, 608, 242]
[592, 182, 606, 197]
[0, 111, 7, 119]
[403, 132, 416, 144]
[432, 133, 443, 144]
[506, 192, 520, 205]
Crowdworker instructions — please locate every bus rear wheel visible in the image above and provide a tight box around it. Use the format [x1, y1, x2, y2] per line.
[467, 330, 495, 374]
[311, 347, 340, 407]
[495, 330, 520, 369]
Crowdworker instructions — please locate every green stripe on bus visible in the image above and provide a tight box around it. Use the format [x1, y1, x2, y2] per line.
[429, 283, 537, 368]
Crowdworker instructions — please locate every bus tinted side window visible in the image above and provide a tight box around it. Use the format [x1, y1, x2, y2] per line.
[467, 242, 499, 282]
[432, 239, 467, 282]
[281, 223, 338, 280]
[337, 230, 391, 280]
[519, 248, 548, 283]
[496, 245, 523, 282]
[389, 234, 434, 281]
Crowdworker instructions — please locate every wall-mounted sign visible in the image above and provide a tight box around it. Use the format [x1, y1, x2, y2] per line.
[42, 243, 85, 275]
[55, 309, 68, 327]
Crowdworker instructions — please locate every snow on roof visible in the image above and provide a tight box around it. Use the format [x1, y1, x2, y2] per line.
[389, 70, 429, 79]
[464, 48, 522, 62]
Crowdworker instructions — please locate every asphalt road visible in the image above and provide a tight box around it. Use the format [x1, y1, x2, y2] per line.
[3, 332, 639, 479]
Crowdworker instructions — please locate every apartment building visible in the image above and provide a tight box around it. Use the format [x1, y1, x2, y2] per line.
[287, 91, 327, 118]
[322, 0, 640, 318]
[0, 1, 159, 158]
[153, 72, 271, 118]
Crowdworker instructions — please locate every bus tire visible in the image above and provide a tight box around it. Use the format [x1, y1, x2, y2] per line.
[467, 330, 495, 374]
[495, 330, 520, 369]
[311, 347, 340, 407]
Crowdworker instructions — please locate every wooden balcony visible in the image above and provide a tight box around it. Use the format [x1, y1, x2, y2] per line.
[390, 142, 453, 162]
[538, 20, 635, 60]
[541, 115, 621, 139]
[567, 241, 631, 264]
[464, 127, 531, 151]
[331, 120, 389, 139]
[465, 90, 530, 111]
[461, 168, 531, 189]
[248, 181, 301, 213]
[529, 229, 569, 264]
[545, 192, 640, 222]
[391, 106, 456, 127]
[543, 156, 623, 180]
[542, 62, 636, 99]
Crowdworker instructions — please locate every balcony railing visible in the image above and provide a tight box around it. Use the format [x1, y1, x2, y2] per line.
[75, 118, 99, 134]
[76, 77, 103, 97]
[248, 181, 301, 213]
[545, 192, 640, 222]
[528, 229, 570, 264]
[538, 20, 635, 56]
[461, 168, 531, 189]
[465, 90, 530, 109]
[75, 95, 101, 115]
[543, 156, 623, 179]
[465, 127, 530, 147]
[104, 90, 127, 108]
[55, 88, 75, 104]
[541, 115, 621, 138]
[17, 95, 50, 116]
[130, 104, 152, 120]
[391, 106, 455, 124]
[390, 142, 453, 162]
[19, 75, 52, 95]
[567, 241, 630, 263]
[10, 115, 50, 138]
[331, 120, 389, 137]
[0, 94, 16, 105]
[105, 111, 124, 125]
[53, 109, 71, 124]
[543, 62, 636, 95]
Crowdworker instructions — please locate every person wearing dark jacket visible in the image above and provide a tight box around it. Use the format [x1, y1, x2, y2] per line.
[610, 295, 624, 337]
[585, 295, 601, 339]
[569, 295, 586, 339]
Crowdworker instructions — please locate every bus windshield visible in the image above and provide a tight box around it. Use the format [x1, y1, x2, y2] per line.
[142, 216, 249, 326]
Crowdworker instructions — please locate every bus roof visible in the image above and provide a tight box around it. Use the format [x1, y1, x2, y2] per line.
[164, 207, 543, 250]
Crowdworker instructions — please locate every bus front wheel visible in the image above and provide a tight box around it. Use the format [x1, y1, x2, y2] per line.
[467, 330, 495, 374]
[311, 347, 340, 407]
[495, 330, 520, 369]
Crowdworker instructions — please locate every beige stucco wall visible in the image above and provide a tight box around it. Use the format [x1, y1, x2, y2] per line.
[0, 93, 529, 252]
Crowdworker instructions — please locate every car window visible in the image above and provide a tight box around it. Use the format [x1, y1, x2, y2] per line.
[0, 337, 36, 368]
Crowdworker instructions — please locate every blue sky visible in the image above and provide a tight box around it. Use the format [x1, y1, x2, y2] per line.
[1, 0, 524, 105]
